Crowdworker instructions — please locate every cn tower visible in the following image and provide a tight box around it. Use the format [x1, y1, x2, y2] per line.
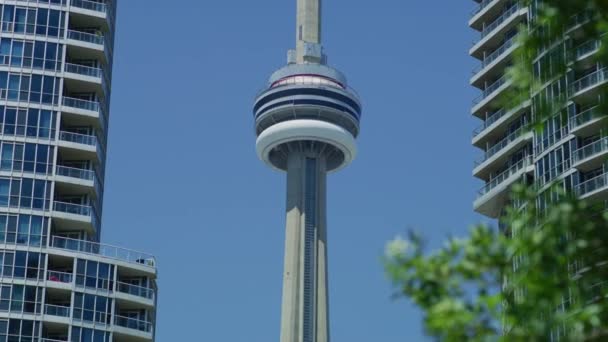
[253, 0, 361, 341]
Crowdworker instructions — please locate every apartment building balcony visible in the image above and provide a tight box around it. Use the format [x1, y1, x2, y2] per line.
[570, 68, 608, 102]
[570, 106, 606, 137]
[471, 37, 518, 88]
[576, 172, 608, 202]
[51, 201, 98, 234]
[113, 315, 154, 340]
[472, 101, 530, 148]
[64, 63, 109, 101]
[66, 30, 111, 66]
[50, 236, 157, 273]
[469, 0, 509, 30]
[116, 282, 156, 308]
[55, 165, 101, 199]
[61, 97, 107, 132]
[472, 75, 512, 117]
[474, 156, 534, 218]
[473, 126, 533, 179]
[572, 137, 608, 172]
[470, 4, 527, 59]
[573, 39, 601, 70]
[57, 131, 105, 164]
[70, 0, 114, 31]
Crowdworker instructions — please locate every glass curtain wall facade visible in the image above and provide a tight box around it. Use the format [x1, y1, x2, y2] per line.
[0, 1, 158, 341]
[471, 1, 603, 339]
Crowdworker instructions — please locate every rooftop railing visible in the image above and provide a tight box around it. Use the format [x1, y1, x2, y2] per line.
[573, 137, 608, 164]
[477, 126, 527, 164]
[117, 281, 155, 300]
[570, 105, 602, 129]
[51, 236, 156, 269]
[478, 156, 533, 197]
[481, 4, 521, 39]
[570, 68, 608, 96]
[576, 172, 608, 197]
[114, 315, 153, 333]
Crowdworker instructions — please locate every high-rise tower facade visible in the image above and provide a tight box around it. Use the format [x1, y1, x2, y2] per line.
[471, 1, 604, 223]
[253, 0, 361, 341]
[0, 1, 157, 341]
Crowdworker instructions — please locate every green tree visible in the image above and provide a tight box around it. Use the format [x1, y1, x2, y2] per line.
[385, 1, 608, 340]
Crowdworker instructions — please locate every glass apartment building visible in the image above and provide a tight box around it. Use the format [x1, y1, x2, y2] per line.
[471, 3, 603, 338]
[471, 1, 604, 219]
[0, 0, 158, 341]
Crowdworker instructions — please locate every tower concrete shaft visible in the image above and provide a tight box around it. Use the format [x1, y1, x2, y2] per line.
[296, 0, 323, 64]
[281, 148, 330, 342]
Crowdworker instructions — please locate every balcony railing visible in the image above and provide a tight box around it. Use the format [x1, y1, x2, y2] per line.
[59, 131, 97, 147]
[478, 156, 533, 197]
[71, 0, 108, 13]
[45, 304, 70, 317]
[62, 96, 100, 113]
[117, 282, 155, 300]
[474, 37, 516, 74]
[477, 126, 527, 164]
[53, 201, 92, 217]
[47, 270, 73, 284]
[473, 108, 506, 137]
[51, 236, 156, 268]
[474, 75, 508, 105]
[67, 30, 104, 46]
[56, 165, 95, 181]
[114, 315, 153, 333]
[481, 4, 520, 39]
[65, 63, 102, 79]
[576, 172, 608, 197]
[570, 68, 608, 96]
[575, 39, 601, 60]
[573, 137, 608, 164]
[570, 106, 602, 129]
[471, 0, 497, 16]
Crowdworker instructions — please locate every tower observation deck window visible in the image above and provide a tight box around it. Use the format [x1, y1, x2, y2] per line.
[272, 75, 344, 89]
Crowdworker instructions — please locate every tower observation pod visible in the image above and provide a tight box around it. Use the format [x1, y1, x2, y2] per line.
[252, 0, 361, 341]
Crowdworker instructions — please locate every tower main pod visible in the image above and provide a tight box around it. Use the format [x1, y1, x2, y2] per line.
[253, 0, 361, 341]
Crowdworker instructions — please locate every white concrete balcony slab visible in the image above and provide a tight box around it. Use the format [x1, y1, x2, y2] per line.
[570, 106, 606, 137]
[51, 201, 98, 235]
[57, 131, 105, 164]
[55, 165, 102, 200]
[474, 156, 534, 218]
[473, 127, 533, 179]
[471, 37, 518, 89]
[576, 172, 608, 202]
[572, 137, 608, 172]
[61, 96, 107, 132]
[114, 316, 154, 341]
[66, 30, 111, 65]
[470, 5, 527, 59]
[472, 101, 530, 148]
[570, 68, 608, 102]
[115, 282, 155, 309]
[469, 0, 509, 31]
[472, 76, 512, 118]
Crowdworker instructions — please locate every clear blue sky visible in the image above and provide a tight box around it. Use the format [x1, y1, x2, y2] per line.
[101, 1, 488, 340]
